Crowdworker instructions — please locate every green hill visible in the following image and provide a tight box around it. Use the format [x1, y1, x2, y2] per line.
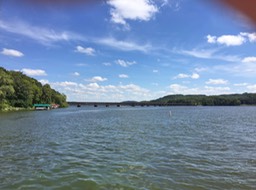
[150, 93, 256, 106]
[0, 67, 68, 111]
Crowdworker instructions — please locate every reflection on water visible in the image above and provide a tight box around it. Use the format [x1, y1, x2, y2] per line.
[0, 106, 256, 189]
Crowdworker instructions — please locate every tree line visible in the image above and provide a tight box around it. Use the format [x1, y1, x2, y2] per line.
[150, 93, 256, 106]
[0, 67, 68, 110]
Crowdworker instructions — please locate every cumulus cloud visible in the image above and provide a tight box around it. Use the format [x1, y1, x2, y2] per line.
[72, 72, 80, 76]
[205, 79, 228, 85]
[169, 84, 199, 94]
[214, 61, 256, 77]
[39, 79, 49, 85]
[52, 81, 154, 102]
[191, 73, 200, 79]
[53, 81, 78, 87]
[207, 32, 256, 46]
[240, 32, 256, 42]
[116, 59, 136, 67]
[203, 86, 231, 94]
[234, 83, 248, 86]
[119, 74, 129, 78]
[120, 83, 149, 94]
[242, 56, 256, 63]
[21, 68, 47, 76]
[75, 45, 95, 56]
[107, 0, 158, 26]
[247, 84, 256, 92]
[206, 34, 246, 46]
[206, 35, 216, 43]
[175, 73, 189, 79]
[174, 73, 199, 79]
[87, 76, 108, 82]
[1, 48, 24, 57]
[169, 84, 230, 95]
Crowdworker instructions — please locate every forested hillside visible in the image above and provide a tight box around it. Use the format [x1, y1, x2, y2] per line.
[151, 93, 256, 106]
[0, 67, 68, 110]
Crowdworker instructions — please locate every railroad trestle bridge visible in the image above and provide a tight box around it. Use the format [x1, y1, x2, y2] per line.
[68, 102, 185, 107]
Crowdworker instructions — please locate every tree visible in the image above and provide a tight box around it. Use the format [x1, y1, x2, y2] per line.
[41, 84, 52, 104]
[0, 68, 15, 109]
[0, 67, 68, 111]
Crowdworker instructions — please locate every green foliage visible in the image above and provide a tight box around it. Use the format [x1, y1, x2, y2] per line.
[0, 67, 68, 110]
[0, 68, 15, 109]
[151, 93, 256, 106]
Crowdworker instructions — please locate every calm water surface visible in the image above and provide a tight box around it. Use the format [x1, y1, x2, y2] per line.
[0, 106, 256, 190]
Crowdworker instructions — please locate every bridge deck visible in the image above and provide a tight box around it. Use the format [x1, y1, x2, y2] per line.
[68, 102, 185, 107]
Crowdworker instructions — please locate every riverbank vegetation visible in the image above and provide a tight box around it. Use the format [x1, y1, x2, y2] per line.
[0, 67, 68, 111]
[151, 93, 256, 106]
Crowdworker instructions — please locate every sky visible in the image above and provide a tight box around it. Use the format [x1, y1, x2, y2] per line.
[0, 0, 256, 102]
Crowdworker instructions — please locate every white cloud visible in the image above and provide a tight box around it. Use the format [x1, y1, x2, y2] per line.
[242, 56, 256, 63]
[72, 72, 80, 76]
[116, 59, 136, 67]
[87, 82, 100, 89]
[1, 48, 24, 57]
[207, 32, 256, 46]
[206, 35, 216, 43]
[214, 61, 256, 77]
[120, 83, 149, 94]
[175, 73, 189, 79]
[179, 48, 240, 62]
[169, 84, 199, 94]
[75, 46, 95, 56]
[119, 74, 129, 78]
[179, 48, 215, 59]
[0, 19, 83, 45]
[51, 81, 156, 101]
[21, 68, 47, 76]
[87, 76, 108, 82]
[206, 34, 246, 46]
[53, 81, 78, 87]
[217, 35, 245, 46]
[204, 86, 231, 94]
[191, 73, 200, 79]
[206, 79, 228, 85]
[174, 73, 200, 79]
[169, 84, 231, 95]
[39, 79, 49, 85]
[240, 32, 256, 42]
[96, 37, 151, 52]
[107, 0, 158, 26]
[153, 69, 159, 73]
[247, 84, 256, 92]
[234, 83, 248, 86]
[103, 62, 112, 66]
[194, 67, 208, 73]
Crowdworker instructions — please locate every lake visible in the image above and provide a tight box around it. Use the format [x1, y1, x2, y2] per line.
[0, 106, 255, 190]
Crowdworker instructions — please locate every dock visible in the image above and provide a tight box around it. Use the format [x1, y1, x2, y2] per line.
[33, 104, 51, 110]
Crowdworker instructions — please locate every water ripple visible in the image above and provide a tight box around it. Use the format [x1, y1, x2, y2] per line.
[0, 106, 256, 189]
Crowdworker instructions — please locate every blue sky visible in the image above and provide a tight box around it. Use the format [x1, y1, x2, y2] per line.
[1, 0, 256, 102]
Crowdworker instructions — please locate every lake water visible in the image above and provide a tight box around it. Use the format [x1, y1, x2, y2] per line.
[0, 106, 255, 190]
